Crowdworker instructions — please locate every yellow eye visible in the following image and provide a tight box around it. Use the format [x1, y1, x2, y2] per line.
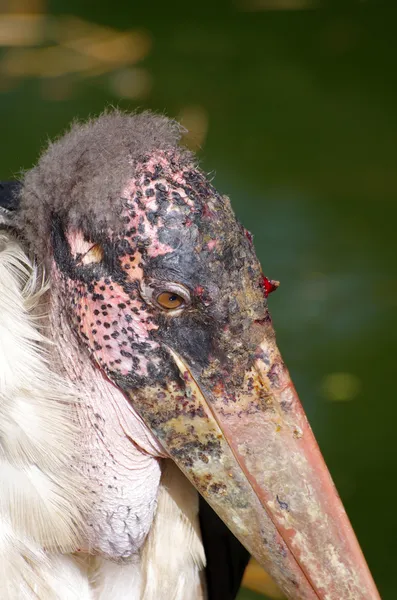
[156, 291, 185, 310]
[82, 243, 104, 265]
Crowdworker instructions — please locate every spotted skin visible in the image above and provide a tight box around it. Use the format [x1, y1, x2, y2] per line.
[52, 149, 270, 397]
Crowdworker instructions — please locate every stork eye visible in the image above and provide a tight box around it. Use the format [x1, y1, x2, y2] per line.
[156, 291, 185, 310]
[81, 243, 104, 265]
[140, 281, 190, 312]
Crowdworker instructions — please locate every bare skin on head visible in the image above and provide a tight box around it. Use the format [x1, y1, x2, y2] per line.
[7, 110, 380, 599]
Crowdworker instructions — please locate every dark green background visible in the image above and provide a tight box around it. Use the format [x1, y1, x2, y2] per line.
[1, 1, 396, 598]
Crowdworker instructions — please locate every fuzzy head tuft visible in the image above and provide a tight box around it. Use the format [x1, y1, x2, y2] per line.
[19, 110, 192, 261]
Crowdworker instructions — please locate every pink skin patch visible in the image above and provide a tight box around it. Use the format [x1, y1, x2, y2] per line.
[58, 228, 162, 379]
[121, 153, 196, 258]
[207, 240, 218, 251]
[69, 273, 160, 379]
[118, 249, 144, 283]
[121, 193, 173, 259]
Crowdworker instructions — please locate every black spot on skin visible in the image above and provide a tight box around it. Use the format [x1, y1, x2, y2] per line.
[147, 211, 158, 224]
[276, 496, 289, 511]
[168, 438, 222, 469]
[209, 482, 227, 495]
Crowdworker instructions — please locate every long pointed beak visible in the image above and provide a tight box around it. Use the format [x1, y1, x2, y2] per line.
[126, 332, 380, 600]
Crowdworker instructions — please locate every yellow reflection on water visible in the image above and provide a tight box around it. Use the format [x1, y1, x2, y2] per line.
[322, 372, 362, 402]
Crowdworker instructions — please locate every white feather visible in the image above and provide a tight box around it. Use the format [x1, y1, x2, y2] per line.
[141, 460, 206, 600]
[89, 556, 142, 600]
[0, 233, 88, 598]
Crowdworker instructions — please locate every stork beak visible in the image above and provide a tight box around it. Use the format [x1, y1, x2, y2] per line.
[126, 328, 380, 600]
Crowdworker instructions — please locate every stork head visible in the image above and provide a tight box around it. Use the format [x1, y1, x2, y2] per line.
[17, 112, 379, 600]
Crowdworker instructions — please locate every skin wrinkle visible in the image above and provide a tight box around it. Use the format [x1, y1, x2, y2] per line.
[48, 290, 164, 560]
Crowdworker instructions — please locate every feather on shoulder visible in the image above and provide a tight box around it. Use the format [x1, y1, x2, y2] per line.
[0, 232, 88, 598]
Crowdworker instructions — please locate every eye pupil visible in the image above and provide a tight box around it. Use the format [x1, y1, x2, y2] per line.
[156, 291, 184, 309]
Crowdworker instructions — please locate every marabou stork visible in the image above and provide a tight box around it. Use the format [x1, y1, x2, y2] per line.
[0, 111, 380, 600]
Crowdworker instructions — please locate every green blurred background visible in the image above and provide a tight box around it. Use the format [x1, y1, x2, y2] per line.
[1, 1, 396, 598]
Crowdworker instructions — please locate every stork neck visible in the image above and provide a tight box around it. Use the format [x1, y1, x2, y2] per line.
[46, 285, 165, 560]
